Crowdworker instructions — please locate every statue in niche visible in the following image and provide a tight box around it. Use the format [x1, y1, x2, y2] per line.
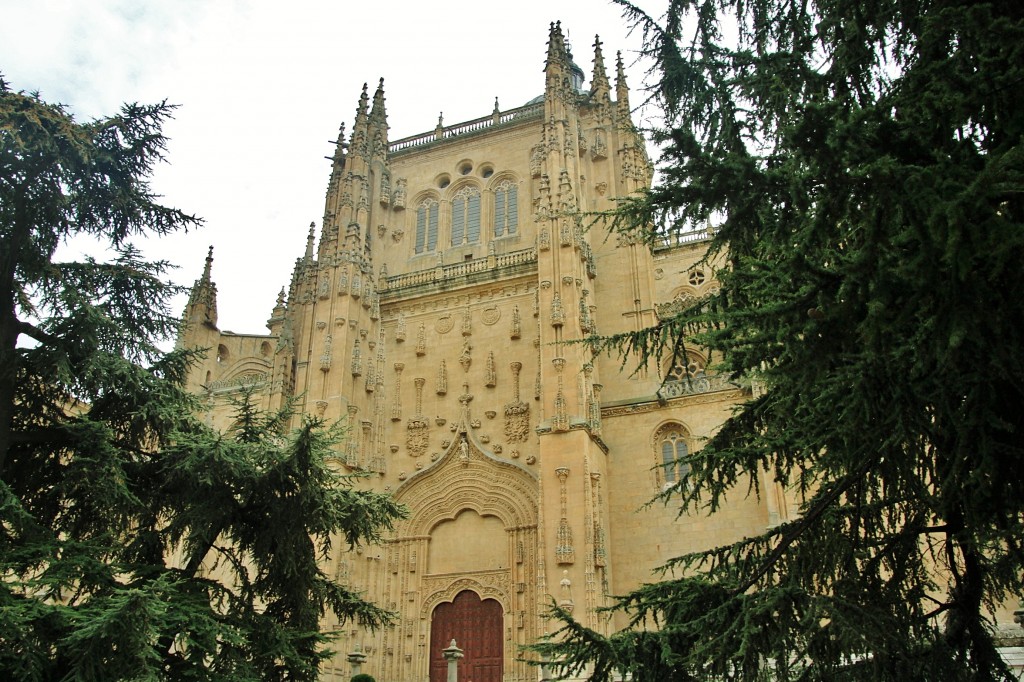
[393, 178, 407, 209]
[592, 129, 607, 159]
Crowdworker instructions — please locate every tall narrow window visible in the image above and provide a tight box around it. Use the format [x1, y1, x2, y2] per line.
[416, 198, 439, 254]
[494, 180, 518, 237]
[451, 187, 481, 246]
[654, 424, 690, 487]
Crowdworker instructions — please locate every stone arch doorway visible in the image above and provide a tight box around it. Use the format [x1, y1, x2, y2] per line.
[429, 590, 503, 682]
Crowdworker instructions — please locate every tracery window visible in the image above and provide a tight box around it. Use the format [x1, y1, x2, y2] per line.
[451, 187, 481, 246]
[494, 180, 518, 237]
[665, 350, 706, 383]
[415, 198, 439, 254]
[654, 423, 691, 488]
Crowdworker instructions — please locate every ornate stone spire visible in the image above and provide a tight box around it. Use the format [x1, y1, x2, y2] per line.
[545, 21, 570, 95]
[183, 245, 218, 330]
[331, 122, 347, 166]
[369, 78, 387, 129]
[368, 77, 389, 155]
[268, 287, 286, 326]
[615, 50, 631, 111]
[304, 221, 316, 261]
[200, 244, 213, 285]
[355, 82, 370, 126]
[349, 82, 371, 158]
[590, 35, 611, 103]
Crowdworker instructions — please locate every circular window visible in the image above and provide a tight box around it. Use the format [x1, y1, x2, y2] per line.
[437, 174, 451, 189]
[459, 163, 473, 175]
[480, 165, 494, 178]
[688, 270, 705, 286]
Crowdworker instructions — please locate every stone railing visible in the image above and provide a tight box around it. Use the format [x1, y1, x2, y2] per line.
[655, 373, 736, 401]
[382, 247, 537, 293]
[653, 227, 713, 251]
[389, 102, 544, 153]
[206, 371, 269, 394]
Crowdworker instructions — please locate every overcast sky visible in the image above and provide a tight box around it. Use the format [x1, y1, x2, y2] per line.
[1, 0, 660, 335]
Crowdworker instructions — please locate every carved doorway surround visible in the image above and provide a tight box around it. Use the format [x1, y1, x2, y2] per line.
[429, 590, 503, 682]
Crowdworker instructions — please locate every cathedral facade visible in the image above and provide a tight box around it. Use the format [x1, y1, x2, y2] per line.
[177, 22, 791, 682]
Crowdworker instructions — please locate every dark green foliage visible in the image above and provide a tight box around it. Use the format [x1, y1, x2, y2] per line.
[536, 0, 1024, 679]
[0, 80, 406, 681]
[350, 674, 376, 682]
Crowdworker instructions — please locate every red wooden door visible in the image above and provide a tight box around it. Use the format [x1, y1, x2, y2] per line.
[430, 590, 503, 682]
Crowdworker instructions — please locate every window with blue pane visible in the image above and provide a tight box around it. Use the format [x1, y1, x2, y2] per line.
[451, 187, 481, 246]
[494, 180, 518, 237]
[415, 198, 439, 254]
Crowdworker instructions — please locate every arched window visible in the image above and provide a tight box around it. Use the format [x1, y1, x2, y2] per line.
[451, 187, 481, 246]
[416, 198, 439, 254]
[494, 180, 518, 237]
[665, 350, 706, 383]
[654, 423, 691, 488]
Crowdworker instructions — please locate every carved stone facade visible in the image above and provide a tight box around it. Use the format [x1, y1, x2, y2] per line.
[175, 23, 816, 682]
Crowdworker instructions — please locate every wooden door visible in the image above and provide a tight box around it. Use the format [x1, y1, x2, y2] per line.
[430, 590, 503, 682]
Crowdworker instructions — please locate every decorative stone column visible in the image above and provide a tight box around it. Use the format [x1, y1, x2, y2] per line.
[347, 643, 367, 678]
[442, 639, 463, 682]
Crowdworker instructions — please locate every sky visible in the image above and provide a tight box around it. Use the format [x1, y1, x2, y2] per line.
[1, 0, 661, 336]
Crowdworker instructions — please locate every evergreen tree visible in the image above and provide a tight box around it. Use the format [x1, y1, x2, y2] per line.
[0, 80, 405, 681]
[536, 0, 1024, 679]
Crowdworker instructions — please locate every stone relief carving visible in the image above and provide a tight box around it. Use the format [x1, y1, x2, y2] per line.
[552, 357, 569, 432]
[344, 405, 359, 467]
[555, 467, 575, 564]
[415, 323, 426, 356]
[539, 226, 551, 251]
[550, 293, 565, 328]
[436, 360, 448, 395]
[504, 362, 530, 443]
[379, 169, 391, 206]
[510, 306, 521, 339]
[485, 352, 497, 387]
[406, 378, 429, 457]
[391, 364, 404, 422]
[393, 177, 407, 209]
[338, 265, 349, 295]
[318, 272, 331, 300]
[350, 339, 362, 377]
[435, 314, 454, 335]
[320, 335, 333, 372]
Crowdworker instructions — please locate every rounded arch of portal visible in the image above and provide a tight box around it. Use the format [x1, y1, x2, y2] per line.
[420, 577, 508, 619]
